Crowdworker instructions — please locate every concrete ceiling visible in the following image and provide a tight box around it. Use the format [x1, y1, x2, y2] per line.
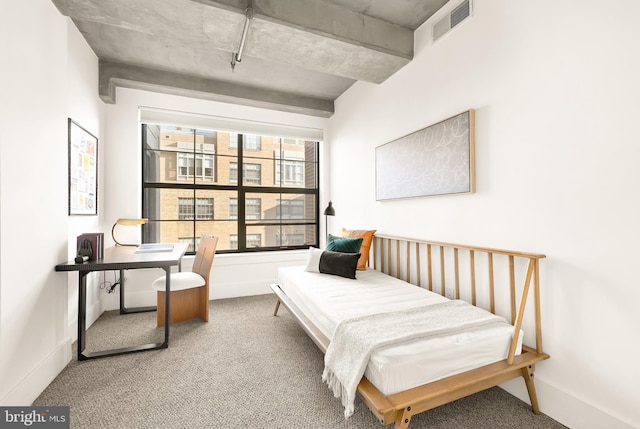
[52, 0, 449, 117]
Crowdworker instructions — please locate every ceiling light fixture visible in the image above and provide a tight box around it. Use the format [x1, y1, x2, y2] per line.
[231, 0, 254, 72]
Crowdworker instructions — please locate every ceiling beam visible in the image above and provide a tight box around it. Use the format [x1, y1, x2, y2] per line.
[99, 60, 335, 117]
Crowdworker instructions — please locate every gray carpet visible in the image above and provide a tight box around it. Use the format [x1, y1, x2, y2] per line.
[35, 294, 566, 429]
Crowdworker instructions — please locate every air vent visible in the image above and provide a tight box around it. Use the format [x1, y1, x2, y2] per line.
[432, 0, 472, 42]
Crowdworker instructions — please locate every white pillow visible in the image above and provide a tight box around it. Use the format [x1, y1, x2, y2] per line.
[304, 247, 323, 273]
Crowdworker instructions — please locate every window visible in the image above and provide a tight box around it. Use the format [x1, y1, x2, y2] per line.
[230, 233, 262, 249]
[142, 124, 319, 253]
[178, 198, 194, 220]
[246, 198, 261, 220]
[196, 198, 214, 220]
[229, 133, 238, 148]
[244, 163, 261, 185]
[178, 198, 214, 220]
[276, 158, 304, 186]
[177, 153, 214, 180]
[277, 199, 304, 219]
[230, 162, 262, 185]
[229, 133, 260, 150]
[230, 198, 260, 220]
[244, 134, 261, 150]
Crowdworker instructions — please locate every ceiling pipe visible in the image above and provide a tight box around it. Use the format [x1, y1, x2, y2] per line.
[231, 0, 254, 71]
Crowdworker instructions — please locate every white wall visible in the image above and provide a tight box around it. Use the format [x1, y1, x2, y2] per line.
[0, 0, 104, 405]
[100, 88, 326, 311]
[0, 0, 71, 405]
[327, 1, 640, 428]
[65, 12, 105, 344]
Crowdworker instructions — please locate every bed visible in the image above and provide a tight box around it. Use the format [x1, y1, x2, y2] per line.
[271, 234, 548, 428]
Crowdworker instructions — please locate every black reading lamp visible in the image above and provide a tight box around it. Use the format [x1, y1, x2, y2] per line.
[323, 201, 335, 243]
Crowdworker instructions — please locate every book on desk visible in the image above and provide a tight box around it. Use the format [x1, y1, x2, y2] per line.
[77, 233, 104, 260]
[135, 243, 175, 253]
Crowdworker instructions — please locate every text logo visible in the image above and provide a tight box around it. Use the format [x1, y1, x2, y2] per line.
[0, 407, 69, 428]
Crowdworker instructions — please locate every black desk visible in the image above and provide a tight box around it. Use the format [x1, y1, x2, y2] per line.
[55, 243, 188, 360]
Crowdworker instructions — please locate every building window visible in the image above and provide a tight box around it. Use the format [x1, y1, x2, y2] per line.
[229, 162, 261, 185]
[277, 199, 304, 219]
[244, 134, 261, 150]
[178, 198, 194, 220]
[229, 133, 260, 150]
[246, 198, 261, 220]
[276, 157, 304, 186]
[142, 124, 319, 253]
[178, 198, 214, 220]
[230, 198, 260, 220]
[178, 153, 215, 179]
[229, 132, 238, 148]
[244, 163, 261, 185]
[229, 198, 238, 220]
[230, 234, 261, 249]
[196, 198, 214, 220]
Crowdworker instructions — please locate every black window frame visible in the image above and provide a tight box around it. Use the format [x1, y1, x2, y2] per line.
[141, 125, 320, 255]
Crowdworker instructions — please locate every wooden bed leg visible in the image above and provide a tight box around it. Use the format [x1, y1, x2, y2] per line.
[273, 299, 281, 316]
[394, 406, 412, 429]
[522, 364, 541, 414]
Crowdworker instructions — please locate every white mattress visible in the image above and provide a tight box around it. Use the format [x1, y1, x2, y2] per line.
[278, 265, 523, 396]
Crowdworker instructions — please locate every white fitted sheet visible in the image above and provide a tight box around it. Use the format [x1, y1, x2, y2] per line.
[278, 265, 523, 396]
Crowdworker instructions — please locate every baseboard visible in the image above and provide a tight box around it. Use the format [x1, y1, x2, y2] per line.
[500, 376, 636, 429]
[0, 339, 71, 406]
[211, 279, 272, 300]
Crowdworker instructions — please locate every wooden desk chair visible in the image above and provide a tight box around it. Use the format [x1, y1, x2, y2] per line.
[152, 235, 218, 327]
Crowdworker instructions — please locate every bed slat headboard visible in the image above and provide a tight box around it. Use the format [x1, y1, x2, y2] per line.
[371, 235, 546, 364]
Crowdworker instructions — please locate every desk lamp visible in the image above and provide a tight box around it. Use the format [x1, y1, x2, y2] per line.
[111, 218, 148, 246]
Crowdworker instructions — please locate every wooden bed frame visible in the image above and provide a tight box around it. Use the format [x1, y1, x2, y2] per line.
[271, 234, 549, 428]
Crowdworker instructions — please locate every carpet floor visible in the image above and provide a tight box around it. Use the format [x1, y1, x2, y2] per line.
[35, 294, 566, 429]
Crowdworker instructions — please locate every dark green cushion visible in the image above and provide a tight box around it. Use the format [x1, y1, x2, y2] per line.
[319, 250, 360, 279]
[326, 234, 363, 254]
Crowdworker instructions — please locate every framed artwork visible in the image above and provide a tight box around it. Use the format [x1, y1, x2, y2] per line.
[376, 109, 475, 200]
[68, 118, 98, 215]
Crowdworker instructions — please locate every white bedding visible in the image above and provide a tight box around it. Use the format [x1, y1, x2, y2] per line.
[278, 265, 523, 396]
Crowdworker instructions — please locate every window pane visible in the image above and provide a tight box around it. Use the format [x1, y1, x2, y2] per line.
[144, 188, 195, 221]
[195, 129, 217, 184]
[247, 224, 315, 247]
[144, 220, 194, 245]
[145, 219, 238, 252]
[246, 193, 316, 223]
[144, 151, 218, 184]
[237, 137, 317, 189]
[144, 188, 238, 221]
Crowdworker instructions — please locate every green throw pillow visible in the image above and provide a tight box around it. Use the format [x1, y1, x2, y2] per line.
[326, 234, 363, 254]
